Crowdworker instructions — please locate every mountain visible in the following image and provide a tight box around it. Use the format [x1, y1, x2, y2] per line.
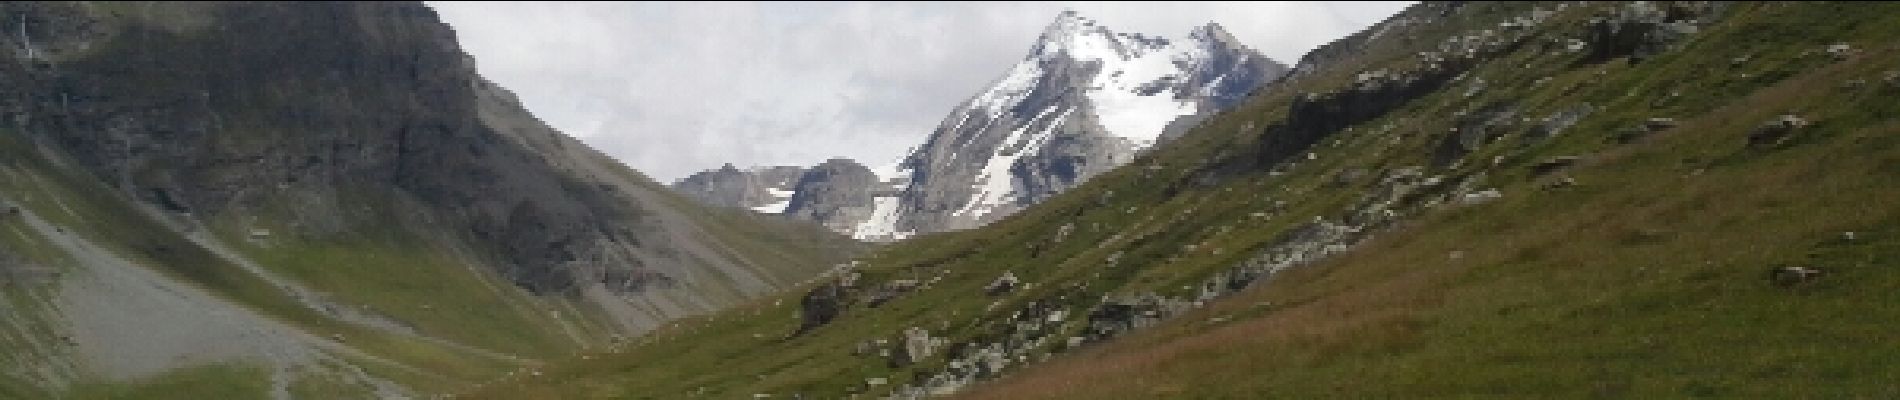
[0, 1, 856, 397]
[781, 158, 894, 234]
[476, 1, 1900, 399]
[878, 12, 1286, 239]
[673, 11, 1285, 241]
[673, 164, 806, 213]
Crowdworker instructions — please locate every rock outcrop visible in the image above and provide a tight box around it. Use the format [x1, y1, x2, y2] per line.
[673, 164, 806, 212]
[784, 159, 886, 233]
[0, 0, 850, 344]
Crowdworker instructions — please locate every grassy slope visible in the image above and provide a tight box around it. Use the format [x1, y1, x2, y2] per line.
[468, 2, 1900, 399]
[65, 363, 273, 400]
[0, 129, 536, 394]
[208, 190, 587, 360]
[964, 2, 1900, 398]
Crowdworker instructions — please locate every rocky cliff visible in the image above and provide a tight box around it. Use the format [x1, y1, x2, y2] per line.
[875, 13, 1285, 238]
[0, 2, 855, 396]
[673, 164, 806, 213]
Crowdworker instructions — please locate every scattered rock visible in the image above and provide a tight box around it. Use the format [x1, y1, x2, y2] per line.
[1583, 1, 1706, 63]
[1748, 114, 1810, 147]
[1458, 189, 1503, 205]
[1528, 104, 1595, 141]
[1540, 176, 1578, 190]
[1768, 266, 1825, 287]
[1530, 156, 1581, 176]
[985, 271, 1021, 297]
[892, 326, 944, 367]
[1644, 117, 1679, 131]
[865, 279, 921, 308]
[1825, 43, 1854, 60]
[793, 282, 846, 335]
[1329, 168, 1369, 188]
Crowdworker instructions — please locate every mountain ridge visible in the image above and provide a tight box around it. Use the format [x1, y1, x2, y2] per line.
[675, 11, 1286, 241]
[0, 2, 858, 396]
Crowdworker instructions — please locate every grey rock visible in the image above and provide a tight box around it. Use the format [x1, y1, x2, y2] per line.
[672, 164, 805, 211]
[1749, 114, 1810, 147]
[784, 158, 884, 232]
[794, 281, 847, 336]
[886, 14, 1284, 238]
[1530, 156, 1581, 176]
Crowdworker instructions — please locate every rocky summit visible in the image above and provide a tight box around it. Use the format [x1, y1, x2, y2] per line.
[675, 11, 1285, 241]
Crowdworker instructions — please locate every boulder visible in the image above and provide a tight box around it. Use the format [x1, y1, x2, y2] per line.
[1768, 266, 1825, 287]
[1825, 43, 1854, 60]
[1748, 114, 1809, 147]
[1644, 117, 1679, 131]
[794, 282, 847, 335]
[985, 271, 1020, 297]
[1458, 189, 1503, 205]
[1530, 156, 1581, 176]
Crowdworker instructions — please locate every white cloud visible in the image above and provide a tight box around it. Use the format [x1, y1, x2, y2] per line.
[428, 1, 1413, 182]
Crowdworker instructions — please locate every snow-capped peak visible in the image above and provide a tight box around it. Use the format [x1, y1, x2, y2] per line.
[1187, 22, 1240, 48]
[680, 12, 1281, 243]
[1030, 11, 1170, 63]
[900, 11, 1281, 236]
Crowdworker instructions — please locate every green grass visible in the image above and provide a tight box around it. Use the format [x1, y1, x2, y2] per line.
[0, 130, 531, 393]
[470, 2, 1900, 398]
[67, 363, 272, 400]
[285, 363, 380, 400]
[214, 197, 584, 359]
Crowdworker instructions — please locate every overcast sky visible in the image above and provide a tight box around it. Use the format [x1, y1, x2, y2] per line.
[428, 1, 1413, 182]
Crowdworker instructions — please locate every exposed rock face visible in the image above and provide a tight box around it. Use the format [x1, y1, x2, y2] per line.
[881, 12, 1284, 238]
[784, 158, 886, 235]
[673, 164, 806, 212]
[674, 164, 770, 209]
[0, 2, 847, 333]
[795, 281, 847, 336]
[1582, 1, 1720, 64]
[674, 12, 1282, 242]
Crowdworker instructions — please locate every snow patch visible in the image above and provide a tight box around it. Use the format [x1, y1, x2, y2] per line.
[853, 195, 909, 241]
[953, 107, 1072, 219]
[750, 187, 795, 214]
[751, 198, 790, 214]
